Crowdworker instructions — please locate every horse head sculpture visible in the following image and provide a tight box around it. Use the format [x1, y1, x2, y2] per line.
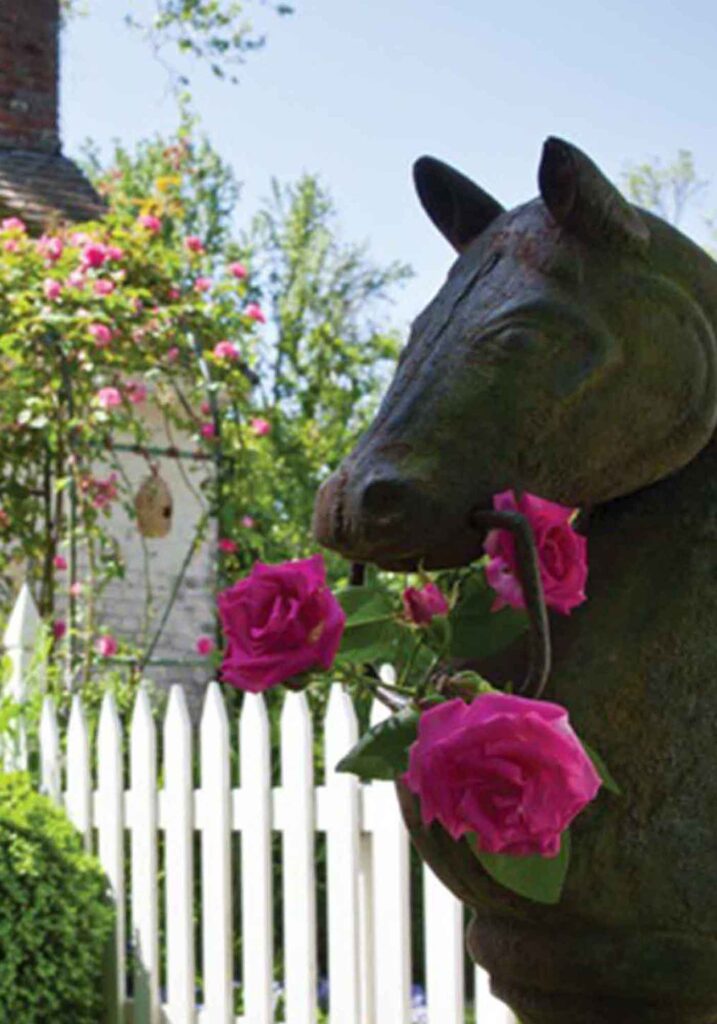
[314, 139, 717, 1024]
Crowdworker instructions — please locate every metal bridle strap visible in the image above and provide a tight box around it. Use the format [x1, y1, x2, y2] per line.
[469, 508, 552, 699]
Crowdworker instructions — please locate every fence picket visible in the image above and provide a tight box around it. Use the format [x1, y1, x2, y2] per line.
[281, 691, 317, 1024]
[39, 695, 61, 804]
[2, 582, 41, 770]
[97, 693, 126, 1024]
[66, 693, 91, 850]
[423, 865, 463, 1023]
[164, 686, 196, 1024]
[240, 693, 273, 1024]
[324, 683, 362, 1024]
[130, 686, 160, 1024]
[475, 966, 516, 1024]
[200, 682, 233, 1024]
[368, 699, 411, 1024]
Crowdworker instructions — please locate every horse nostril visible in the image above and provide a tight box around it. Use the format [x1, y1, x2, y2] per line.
[361, 478, 409, 522]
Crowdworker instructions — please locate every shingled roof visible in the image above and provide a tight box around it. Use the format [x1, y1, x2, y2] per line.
[0, 0, 105, 232]
[0, 149, 106, 231]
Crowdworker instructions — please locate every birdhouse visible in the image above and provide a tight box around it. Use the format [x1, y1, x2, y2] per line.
[134, 471, 173, 538]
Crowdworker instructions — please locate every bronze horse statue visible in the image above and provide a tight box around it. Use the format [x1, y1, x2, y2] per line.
[314, 138, 717, 1023]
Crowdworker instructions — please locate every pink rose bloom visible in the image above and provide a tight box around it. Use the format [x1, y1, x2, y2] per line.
[167, 346, 180, 363]
[88, 473, 119, 510]
[3, 239, 18, 252]
[96, 634, 118, 657]
[404, 693, 601, 857]
[2, 216, 25, 233]
[125, 380, 148, 404]
[71, 232, 91, 246]
[94, 279, 115, 296]
[213, 340, 240, 360]
[218, 554, 346, 692]
[200, 400, 212, 416]
[81, 241, 109, 268]
[67, 270, 86, 289]
[196, 635, 215, 656]
[402, 582, 449, 625]
[138, 214, 161, 232]
[167, 287, 181, 301]
[53, 620, 67, 640]
[241, 515, 256, 529]
[69, 581, 83, 597]
[200, 422, 216, 439]
[218, 538, 238, 553]
[53, 554, 68, 571]
[106, 245, 124, 261]
[244, 302, 266, 323]
[250, 417, 271, 437]
[184, 235, 205, 254]
[484, 491, 588, 615]
[89, 322, 113, 347]
[43, 278, 62, 301]
[37, 235, 64, 262]
[96, 386, 122, 409]
[228, 261, 247, 279]
[194, 276, 212, 293]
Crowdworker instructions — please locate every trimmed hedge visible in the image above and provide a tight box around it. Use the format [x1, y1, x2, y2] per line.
[0, 773, 115, 1023]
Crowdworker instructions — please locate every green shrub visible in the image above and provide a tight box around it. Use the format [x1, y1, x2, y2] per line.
[0, 773, 115, 1023]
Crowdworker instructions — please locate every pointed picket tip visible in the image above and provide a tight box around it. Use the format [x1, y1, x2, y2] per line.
[325, 684, 358, 746]
[68, 692, 88, 737]
[240, 690, 269, 733]
[39, 694, 58, 735]
[370, 695, 392, 728]
[200, 681, 229, 734]
[3, 582, 41, 648]
[131, 685, 156, 743]
[99, 691, 120, 731]
[166, 684, 191, 731]
[280, 689, 312, 730]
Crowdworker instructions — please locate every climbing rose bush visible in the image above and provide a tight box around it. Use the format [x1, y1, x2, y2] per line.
[215, 493, 611, 905]
[484, 490, 588, 614]
[403, 693, 601, 856]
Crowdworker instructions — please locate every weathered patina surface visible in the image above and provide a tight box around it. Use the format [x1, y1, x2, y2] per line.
[314, 138, 717, 1023]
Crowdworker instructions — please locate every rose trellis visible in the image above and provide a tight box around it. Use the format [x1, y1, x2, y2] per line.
[215, 489, 618, 904]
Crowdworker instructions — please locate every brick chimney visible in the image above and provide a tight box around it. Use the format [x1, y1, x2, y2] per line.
[0, 0, 105, 231]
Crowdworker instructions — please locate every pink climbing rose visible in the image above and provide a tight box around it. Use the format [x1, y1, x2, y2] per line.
[218, 538, 238, 554]
[125, 381, 148, 405]
[194, 276, 212, 293]
[213, 340, 240, 360]
[196, 635, 215, 656]
[200, 422, 216, 439]
[53, 554, 68, 571]
[241, 515, 256, 529]
[402, 582, 449, 625]
[228, 261, 247, 279]
[250, 417, 271, 437]
[2, 217, 25, 233]
[96, 387, 122, 409]
[96, 634, 118, 657]
[53, 620, 67, 640]
[94, 279, 115, 296]
[88, 323, 112, 347]
[484, 490, 588, 615]
[138, 214, 161, 232]
[244, 302, 266, 323]
[217, 554, 346, 693]
[404, 693, 601, 857]
[43, 278, 62, 301]
[184, 235, 205, 254]
[80, 241, 109, 269]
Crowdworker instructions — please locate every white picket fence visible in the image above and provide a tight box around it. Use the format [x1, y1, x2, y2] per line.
[2, 584, 516, 1024]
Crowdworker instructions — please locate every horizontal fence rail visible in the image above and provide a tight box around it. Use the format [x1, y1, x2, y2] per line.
[1, 584, 516, 1024]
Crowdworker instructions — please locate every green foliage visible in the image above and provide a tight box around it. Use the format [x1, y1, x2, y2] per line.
[62, 0, 294, 86]
[0, 773, 115, 1023]
[448, 568, 528, 660]
[469, 830, 571, 906]
[621, 150, 708, 226]
[336, 704, 419, 780]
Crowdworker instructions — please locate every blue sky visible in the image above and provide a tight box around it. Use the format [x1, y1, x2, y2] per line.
[62, 0, 717, 330]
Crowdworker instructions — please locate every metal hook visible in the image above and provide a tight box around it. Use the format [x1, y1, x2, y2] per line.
[469, 508, 552, 699]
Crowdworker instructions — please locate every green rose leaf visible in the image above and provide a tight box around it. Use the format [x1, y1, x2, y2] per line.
[336, 704, 419, 780]
[337, 586, 405, 664]
[582, 741, 621, 795]
[448, 571, 528, 660]
[468, 829, 571, 905]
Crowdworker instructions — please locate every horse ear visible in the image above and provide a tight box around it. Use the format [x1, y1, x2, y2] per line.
[538, 137, 649, 253]
[413, 156, 504, 253]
